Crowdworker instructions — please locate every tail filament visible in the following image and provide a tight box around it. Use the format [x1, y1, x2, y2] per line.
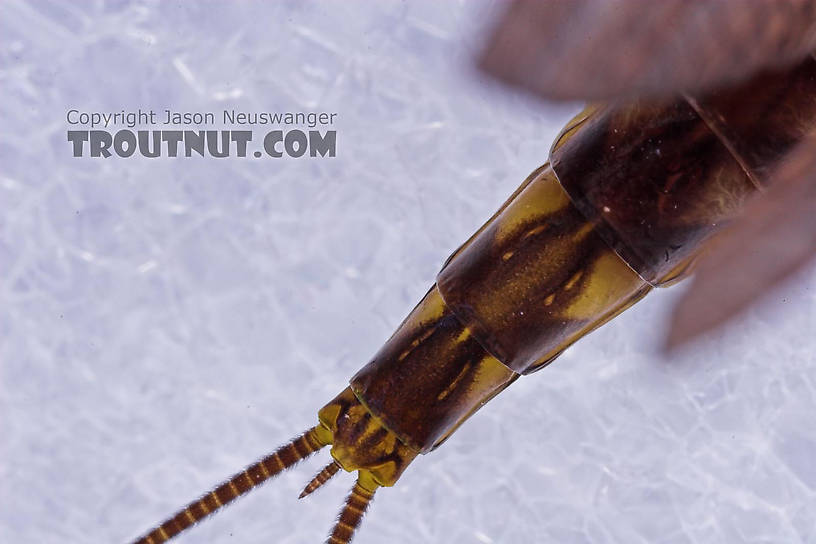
[132, 426, 327, 544]
[300, 460, 342, 499]
[326, 477, 378, 544]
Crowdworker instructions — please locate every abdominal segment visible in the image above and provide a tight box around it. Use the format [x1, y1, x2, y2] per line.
[351, 286, 516, 452]
[438, 165, 651, 375]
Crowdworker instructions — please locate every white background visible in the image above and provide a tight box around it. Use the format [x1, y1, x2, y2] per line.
[1, 1, 815, 543]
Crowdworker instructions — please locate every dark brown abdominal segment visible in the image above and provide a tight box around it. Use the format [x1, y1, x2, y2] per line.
[131, 427, 328, 544]
[351, 287, 516, 452]
[547, 57, 816, 289]
[688, 56, 816, 185]
[551, 98, 757, 285]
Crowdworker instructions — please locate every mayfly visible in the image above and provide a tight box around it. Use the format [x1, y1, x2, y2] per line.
[132, 3, 816, 543]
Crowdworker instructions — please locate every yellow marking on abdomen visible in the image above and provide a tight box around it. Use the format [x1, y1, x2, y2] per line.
[437, 362, 472, 401]
[522, 223, 548, 240]
[398, 328, 435, 361]
[573, 222, 594, 241]
[564, 269, 584, 290]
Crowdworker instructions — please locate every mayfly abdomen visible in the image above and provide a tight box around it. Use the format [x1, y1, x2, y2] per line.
[350, 57, 816, 454]
[352, 166, 651, 453]
[132, 54, 816, 544]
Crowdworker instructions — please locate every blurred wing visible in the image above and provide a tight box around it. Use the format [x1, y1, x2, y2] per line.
[665, 135, 816, 349]
[479, 0, 816, 100]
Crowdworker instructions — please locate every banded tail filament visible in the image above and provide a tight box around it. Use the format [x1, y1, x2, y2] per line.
[132, 427, 337, 544]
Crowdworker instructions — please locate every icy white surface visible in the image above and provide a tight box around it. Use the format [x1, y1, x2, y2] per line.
[1, 1, 815, 543]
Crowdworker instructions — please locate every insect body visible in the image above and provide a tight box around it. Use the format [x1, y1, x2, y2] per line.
[133, 57, 816, 544]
